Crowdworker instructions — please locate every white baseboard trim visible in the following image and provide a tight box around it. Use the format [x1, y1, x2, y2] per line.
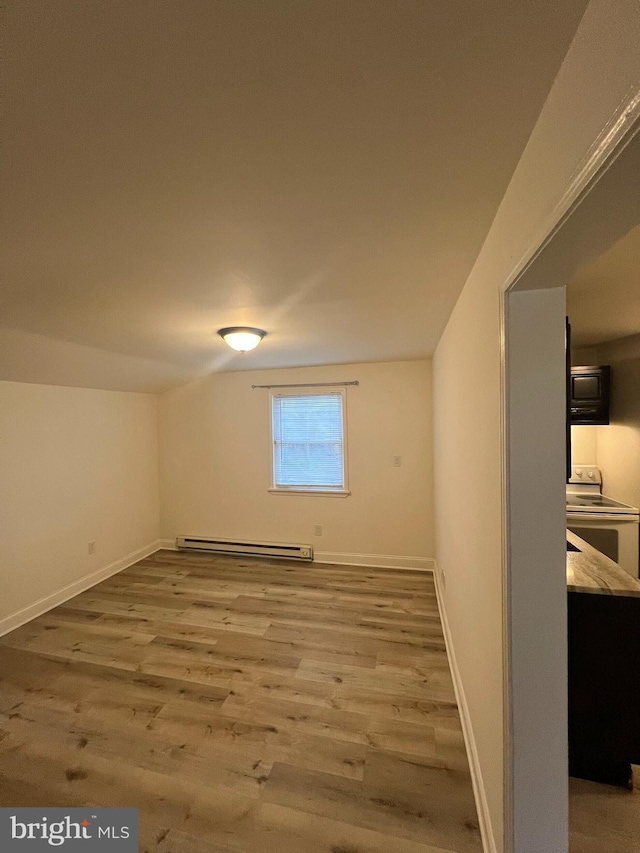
[158, 539, 179, 550]
[314, 551, 434, 572]
[0, 540, 164, 638]
[433, 560, 496, 853]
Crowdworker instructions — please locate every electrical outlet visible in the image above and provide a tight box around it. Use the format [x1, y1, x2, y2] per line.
[314, 524, 323, 536]
[88, 541, 96, 555]
[393, 455, 402, 467]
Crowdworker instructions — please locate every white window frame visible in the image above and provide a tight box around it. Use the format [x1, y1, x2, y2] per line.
[268, 387, 350, 497]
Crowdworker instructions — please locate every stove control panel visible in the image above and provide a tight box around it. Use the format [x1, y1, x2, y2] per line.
[569, 465, 601, 485]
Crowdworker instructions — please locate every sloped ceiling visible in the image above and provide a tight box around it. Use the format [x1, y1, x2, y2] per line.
[1, 1, 588, 391]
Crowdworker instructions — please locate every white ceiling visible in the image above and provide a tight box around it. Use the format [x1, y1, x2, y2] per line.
[568, 223, 640, 347]
[1, 1, 588, 392]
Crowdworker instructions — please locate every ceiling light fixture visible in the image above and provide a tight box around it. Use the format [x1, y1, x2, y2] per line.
[217, 326, 266, 353]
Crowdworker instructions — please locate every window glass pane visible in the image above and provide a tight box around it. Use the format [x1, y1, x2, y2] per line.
[272, 393, 344, 489]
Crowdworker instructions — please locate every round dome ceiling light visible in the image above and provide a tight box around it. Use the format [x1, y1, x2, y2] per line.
[217, 326, 266, 353]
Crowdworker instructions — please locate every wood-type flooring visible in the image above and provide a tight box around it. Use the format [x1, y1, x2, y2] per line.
[0, 550, 482, 852]
[570, 768, 640, 852]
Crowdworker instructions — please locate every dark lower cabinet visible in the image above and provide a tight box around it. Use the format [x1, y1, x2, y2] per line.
[568, 590, 640, 787]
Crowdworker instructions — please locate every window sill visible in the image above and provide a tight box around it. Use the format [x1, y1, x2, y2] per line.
[268, 488, 351, 498]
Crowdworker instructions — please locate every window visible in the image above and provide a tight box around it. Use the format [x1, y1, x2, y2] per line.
[270, 390, 349, 495]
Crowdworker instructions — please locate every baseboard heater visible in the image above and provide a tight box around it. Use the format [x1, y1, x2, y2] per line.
[176, 536, 313, 561]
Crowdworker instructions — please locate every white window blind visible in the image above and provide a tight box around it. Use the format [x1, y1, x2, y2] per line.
[272, 392, 345, 490]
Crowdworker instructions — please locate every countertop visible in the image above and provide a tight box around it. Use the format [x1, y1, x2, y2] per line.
[567, 529, 640, 597]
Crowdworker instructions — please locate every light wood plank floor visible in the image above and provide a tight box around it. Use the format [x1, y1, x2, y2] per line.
[0, 550, 482, 853]
[570, 769, 640, 852]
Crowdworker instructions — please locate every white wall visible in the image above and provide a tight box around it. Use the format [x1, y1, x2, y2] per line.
[571, 346, 598, 364]
[571, 426, 598, 463]
[433, 269, 505, 851]
[432, 2, 640, 851]
[595, 334, 640, 512]
[0, 381, 160, 631]
[159, 360, 433, 568]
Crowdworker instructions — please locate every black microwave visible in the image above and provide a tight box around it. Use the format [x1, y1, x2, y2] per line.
[570, 365, 611, 425]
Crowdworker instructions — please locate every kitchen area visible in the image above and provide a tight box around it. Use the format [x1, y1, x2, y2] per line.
[567, 222, 640, 581]
[566, 223, 640, 850]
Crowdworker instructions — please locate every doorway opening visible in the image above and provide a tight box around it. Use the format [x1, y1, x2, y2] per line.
[502, 120, 640, 851]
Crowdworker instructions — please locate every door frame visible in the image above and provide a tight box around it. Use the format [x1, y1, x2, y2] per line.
[500, 100, 640, 851]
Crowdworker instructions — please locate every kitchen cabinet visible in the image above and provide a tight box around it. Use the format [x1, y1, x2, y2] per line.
[570, 365, 610, 425]
[567, 531, 640, 787]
